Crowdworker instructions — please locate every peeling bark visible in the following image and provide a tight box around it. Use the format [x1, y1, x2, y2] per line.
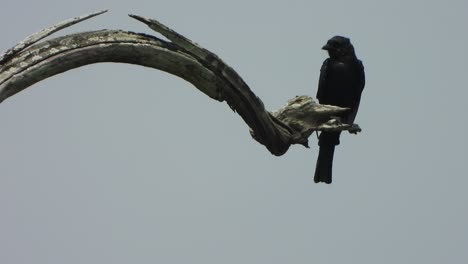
[0, 11, 360, 156]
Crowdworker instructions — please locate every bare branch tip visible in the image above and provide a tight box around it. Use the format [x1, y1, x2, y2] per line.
[95, 9, 109, 15]
[128, 14, 166, 29]
[128, 14, 147, 23]
[80, 9, 108, 20]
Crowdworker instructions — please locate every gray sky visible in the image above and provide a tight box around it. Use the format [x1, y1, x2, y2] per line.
[1, 1, 467, 263]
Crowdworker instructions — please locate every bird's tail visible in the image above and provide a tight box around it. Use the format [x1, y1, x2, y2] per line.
[314, 132, 340, 184]
[314, 144, 335, 184]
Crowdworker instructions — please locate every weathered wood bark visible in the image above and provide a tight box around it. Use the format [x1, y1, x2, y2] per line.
[0, 11, 360, 156]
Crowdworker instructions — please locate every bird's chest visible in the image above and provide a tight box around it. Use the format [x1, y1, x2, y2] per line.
[322, 62, 358, 105]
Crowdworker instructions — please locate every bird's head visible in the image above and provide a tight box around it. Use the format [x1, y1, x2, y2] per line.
[322, 36, 355, 59]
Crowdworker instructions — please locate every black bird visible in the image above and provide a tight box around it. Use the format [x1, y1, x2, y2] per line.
[314, 36, 365, 184]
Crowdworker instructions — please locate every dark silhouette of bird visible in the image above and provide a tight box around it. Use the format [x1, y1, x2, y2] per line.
[314, 36, 365, 184]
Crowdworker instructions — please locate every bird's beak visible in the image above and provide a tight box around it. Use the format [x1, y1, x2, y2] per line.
[322, 44, 331, 50]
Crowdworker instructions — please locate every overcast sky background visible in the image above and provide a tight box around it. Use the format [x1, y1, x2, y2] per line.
[1, 1, 467, 263]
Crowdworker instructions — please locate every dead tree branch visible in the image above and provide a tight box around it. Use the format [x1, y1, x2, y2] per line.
[0, 11, 360, 156]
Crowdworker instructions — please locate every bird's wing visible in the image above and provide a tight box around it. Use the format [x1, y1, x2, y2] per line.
[346, 59, 365, 123]
[316, 58, 329, 102]
[357, 60, 365, 93]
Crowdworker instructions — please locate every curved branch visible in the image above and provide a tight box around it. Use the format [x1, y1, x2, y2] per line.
[0, 30, 223, 102]
[0, 11, 360, 156]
